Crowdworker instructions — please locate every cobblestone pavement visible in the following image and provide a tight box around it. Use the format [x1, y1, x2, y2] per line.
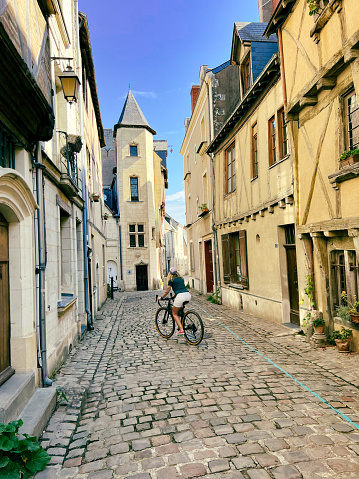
[36, 291, 359, 479]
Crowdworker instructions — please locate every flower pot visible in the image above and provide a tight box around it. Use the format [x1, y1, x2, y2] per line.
[313, 325, 325, 334]
[350, 313, 359, 324]
[340, 153, 359, 168]
[334, 338, 351, 352]
[92, 194, 100, 202]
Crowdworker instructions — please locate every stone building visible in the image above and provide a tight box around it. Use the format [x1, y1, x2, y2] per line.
[207, 22, 297, 325]
[266, 0, 359, 348]
[107, 88, 167, 291]
[0, 1, 106, 433]
[163, 213, 188, 278]
[181, 62, 240, 294]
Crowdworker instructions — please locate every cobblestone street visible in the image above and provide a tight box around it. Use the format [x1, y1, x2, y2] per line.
[37, 291, 359, 479]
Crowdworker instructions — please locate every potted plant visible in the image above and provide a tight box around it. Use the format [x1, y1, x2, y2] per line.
[0, 419, 50, 478]
[312, 316, 325, 334]
[332, 327, 353, 352]
[339, 291, 359, 324]
[198, 203, 209, 215]
[103, 213, 109, 220]
[92, 193, 100, 202]
[339, 148, 359, 168]
[306, 0, 320, 15]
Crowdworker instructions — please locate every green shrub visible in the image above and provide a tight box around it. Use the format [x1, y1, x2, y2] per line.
[312, 317, 325, 327]
[339, 148, 359, 161]
[0, 419, 50, 478]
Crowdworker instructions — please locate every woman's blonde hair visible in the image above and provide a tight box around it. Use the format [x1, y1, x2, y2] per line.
[167, 271, 181, 282]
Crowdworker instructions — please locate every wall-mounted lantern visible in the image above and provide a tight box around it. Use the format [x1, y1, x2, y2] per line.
[58, 65, 81, 104]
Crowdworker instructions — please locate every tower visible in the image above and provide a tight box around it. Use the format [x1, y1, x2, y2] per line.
[114, 87, 159, 291]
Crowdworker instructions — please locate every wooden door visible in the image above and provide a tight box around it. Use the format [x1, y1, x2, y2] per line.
[285, 245, 300, 325]
[136, 265, 148, 291]
[204, 240, 214, 293]
[0, 212, 13, 385]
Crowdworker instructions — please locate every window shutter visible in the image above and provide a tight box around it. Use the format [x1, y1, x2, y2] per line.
[239, 230, 248, 288]
[221, 234, 231, 283]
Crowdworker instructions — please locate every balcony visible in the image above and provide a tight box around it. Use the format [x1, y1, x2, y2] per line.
[57, 131, 82, 198]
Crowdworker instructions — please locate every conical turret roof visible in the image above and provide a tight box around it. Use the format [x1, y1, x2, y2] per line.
[114, 86, 156, 136]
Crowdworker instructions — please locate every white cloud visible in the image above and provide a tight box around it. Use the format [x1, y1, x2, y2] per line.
[166, 190, 185, 202]
[132, 90, 157, 99]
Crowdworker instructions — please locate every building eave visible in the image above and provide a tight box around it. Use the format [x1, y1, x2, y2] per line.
[79, 12, 105, 147]
[264, 0, 296, 38]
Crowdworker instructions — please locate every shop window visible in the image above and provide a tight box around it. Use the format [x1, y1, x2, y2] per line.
[221, 231, 248, 288]
[331, 250, 358, 309]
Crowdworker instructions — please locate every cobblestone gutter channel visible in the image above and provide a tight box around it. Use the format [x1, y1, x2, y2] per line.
[35, 291, 359, 479]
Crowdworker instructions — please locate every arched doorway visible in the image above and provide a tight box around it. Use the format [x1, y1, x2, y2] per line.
[107, 261, 118, 288]
[0, 212, 13, 385]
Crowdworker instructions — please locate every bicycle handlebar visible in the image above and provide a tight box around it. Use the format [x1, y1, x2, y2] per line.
[156, 294, 173, 305]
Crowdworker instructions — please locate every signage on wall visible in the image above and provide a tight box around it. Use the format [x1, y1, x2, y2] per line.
[127, 270, 132, 275]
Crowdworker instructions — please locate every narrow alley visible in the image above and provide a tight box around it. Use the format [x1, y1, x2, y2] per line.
[36, 292, 359, 479]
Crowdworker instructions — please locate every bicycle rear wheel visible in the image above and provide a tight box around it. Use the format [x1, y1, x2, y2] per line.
[182, 310, 204, 345]
[155, 307, 175, 338]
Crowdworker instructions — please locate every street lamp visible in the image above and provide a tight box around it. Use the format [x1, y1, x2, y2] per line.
[59, 65, 81, 104]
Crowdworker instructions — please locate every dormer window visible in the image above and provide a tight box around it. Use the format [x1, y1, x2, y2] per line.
[242, 55, 251, 95]
[130, 144, 138, 157]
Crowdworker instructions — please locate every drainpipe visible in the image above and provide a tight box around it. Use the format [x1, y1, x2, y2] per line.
[206, 76, 221, 300]
[32, 142, 52, 387]
[75, 0, 93, 330]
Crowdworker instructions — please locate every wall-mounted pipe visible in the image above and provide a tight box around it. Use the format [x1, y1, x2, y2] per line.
[32, 142, 52, 387]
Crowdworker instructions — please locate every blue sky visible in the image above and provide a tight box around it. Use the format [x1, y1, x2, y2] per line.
[80, 0, 260, 225]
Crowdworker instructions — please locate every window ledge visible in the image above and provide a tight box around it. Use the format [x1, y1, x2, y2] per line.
[333, 316, 359, 331]
[127, 200, 144, 203]
[57, 294, 77, 316]
[269, 155, 290, 170]
[128, 246, 147, 249]
[224, 191, 236, 200]
[250, 176, 258, 182]
[328, 163, 359, 187]
[228, 283, 249, 290]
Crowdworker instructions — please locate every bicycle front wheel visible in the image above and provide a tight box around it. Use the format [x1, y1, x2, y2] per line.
[182, 310, 204, 345]
[155, 307, 175, 339]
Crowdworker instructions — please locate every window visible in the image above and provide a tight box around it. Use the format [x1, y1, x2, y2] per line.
[130, 177, 139, 201]
[278, 107, 289, 159]
[344, 89, 359, 150]
[331, 250, 358, 309]
[102, 244, 106, 283]
[129, 224, 145, 247]
[251, 123, 258, 179]
[60, 209, 72, 291]
[190, 242, 195, 271]
[268, 116, 276, 167]
[225, 143, 236, 194]
[0, 124, 16, 169]
[221, 231, 248, 288]
[130, 145, 138, 157]
[242, 56, 251, 95]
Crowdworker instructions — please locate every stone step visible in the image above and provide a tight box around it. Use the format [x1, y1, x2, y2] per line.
[18, 387, 56, 438]
[0, 373, 35, 424]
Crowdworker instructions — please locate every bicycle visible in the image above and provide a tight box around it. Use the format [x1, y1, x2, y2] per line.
[155, 294, 204, 346]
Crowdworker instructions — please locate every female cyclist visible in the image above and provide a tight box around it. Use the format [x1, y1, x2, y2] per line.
[161, 267, 191, 335]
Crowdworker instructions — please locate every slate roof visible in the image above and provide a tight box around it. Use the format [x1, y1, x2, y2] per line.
[115, 87, 156, 135]
[234, 22, 277, 42]
[102, 128, 115, 150]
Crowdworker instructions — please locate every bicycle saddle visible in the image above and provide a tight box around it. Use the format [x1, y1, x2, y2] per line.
[182, 301, 189, 306]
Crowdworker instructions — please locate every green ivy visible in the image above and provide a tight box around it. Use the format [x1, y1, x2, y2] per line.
[0, 420, 50, 479]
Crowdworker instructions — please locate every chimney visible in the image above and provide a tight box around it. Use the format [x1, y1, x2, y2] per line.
[190, 85, 200, 112]
[258, 0, 273, 23]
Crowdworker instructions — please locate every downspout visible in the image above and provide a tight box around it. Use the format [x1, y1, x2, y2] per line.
[75, 0, 92, 329]
[115, 175, 123, 281]
[32, 142, 52, 387]
[206, 76, 221, 301]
